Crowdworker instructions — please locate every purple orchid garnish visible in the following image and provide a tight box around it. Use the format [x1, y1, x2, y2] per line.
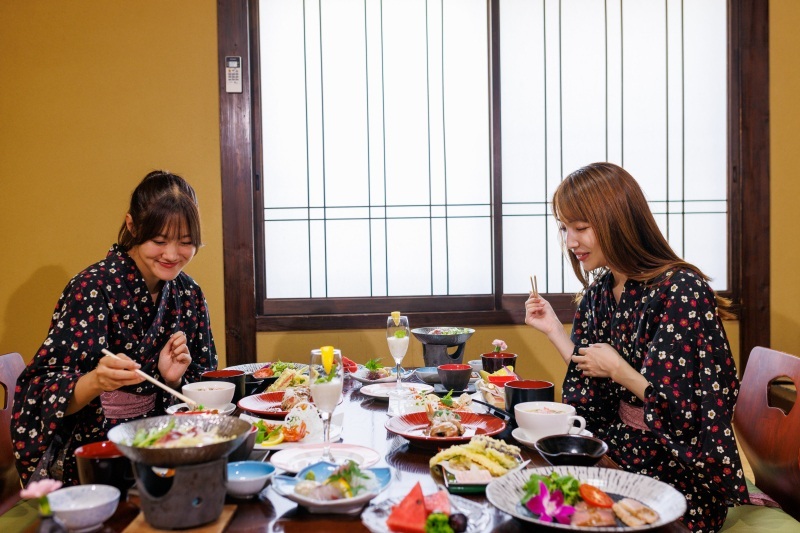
[525, 481, 576, 524]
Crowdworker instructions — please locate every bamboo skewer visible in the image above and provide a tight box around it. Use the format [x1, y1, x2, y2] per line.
[101, 348, 197, 406]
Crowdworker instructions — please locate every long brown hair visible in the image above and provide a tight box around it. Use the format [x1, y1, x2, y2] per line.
[118, 170, 202, 251]
[552, 162, 733, 317]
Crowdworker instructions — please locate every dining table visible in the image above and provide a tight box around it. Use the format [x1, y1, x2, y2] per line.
[25, 372, 691, 533]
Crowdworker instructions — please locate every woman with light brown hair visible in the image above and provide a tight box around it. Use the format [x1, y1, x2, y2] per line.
[525, 162, 747, 532]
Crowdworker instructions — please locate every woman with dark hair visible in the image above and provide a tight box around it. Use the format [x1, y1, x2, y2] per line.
[525, 163, 748, 532]
[13, 170, 217, 486]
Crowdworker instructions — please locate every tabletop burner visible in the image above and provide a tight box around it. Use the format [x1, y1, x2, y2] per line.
[410, 327, 475, 367]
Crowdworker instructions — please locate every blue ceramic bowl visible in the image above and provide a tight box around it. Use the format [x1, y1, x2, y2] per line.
[272, 461, 391, 514]
[226, 461, 276, 498]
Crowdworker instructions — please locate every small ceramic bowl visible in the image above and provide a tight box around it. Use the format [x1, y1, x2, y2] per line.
[49, 484, 120, 532]
[437, 364, 472, 391]
[467, 359, 482, 373]
[534, 434, 608, 467]
[226, 461, 276, 498]
[182, 380, 236, 409]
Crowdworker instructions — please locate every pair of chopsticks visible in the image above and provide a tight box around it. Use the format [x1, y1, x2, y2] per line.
[529, 275, 539, 298]
[101, 348, 197, 406]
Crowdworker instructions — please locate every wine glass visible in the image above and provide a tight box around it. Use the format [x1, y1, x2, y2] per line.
[386, 313, 410, 388]
[309, 346, 344, 463]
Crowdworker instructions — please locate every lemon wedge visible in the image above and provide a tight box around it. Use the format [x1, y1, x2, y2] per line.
[391, 311, 401, 326]
[321, 345, 335, 374]
[262, 431, 284, 447]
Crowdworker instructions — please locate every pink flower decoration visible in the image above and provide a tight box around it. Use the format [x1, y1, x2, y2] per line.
[491, 339, 507, 352]
[20, 479, 62, 500]
[525, 481, 575, 524]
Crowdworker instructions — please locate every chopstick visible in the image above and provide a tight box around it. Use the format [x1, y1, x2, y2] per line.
[530, 275, 539, 298]
[101, 348, 198, 406]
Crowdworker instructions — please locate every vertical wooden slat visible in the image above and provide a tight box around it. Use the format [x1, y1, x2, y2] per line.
[218, 0, 257, 365]
[730, 0, 770, 369]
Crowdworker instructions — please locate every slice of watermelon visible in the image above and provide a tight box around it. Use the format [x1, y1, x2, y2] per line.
[424, 488, 451, 516]
[387, 482, 427, 533]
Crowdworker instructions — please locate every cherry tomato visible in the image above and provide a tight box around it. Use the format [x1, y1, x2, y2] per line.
[281, 421, 307, 442]
[579, 483, 614, 508]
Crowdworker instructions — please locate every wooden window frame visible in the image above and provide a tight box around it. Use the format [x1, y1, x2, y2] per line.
[217, 0, 769, 369]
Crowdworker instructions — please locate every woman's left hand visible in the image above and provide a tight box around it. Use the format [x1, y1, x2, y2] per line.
[572, 343, 627, 380]
[158, 331, 191, 386]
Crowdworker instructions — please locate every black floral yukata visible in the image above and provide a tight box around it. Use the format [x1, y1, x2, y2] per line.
[12, 244, 217, 486]
[565, 268, 748, 533]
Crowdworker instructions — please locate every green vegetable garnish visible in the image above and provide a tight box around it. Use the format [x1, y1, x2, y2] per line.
[315, 362, 337, 383]
[424, 512, 454, 533]
[393, 330, 407, 339]
[253, 419, 282, 444]
[365, 358, 382, 371]
[305, 471, 316, 480]
[131, 419, 176, 448]
[520, 471, 581, 506]
[271, 361, 292, 375]
[440, 389, 454, 407]
[325, 460, 370, 495]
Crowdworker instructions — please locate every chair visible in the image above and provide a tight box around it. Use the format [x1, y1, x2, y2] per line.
[0, 352, 25, 516]
[726, 346, 800, 527]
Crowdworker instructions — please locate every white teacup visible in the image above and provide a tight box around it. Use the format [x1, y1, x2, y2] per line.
[514, 401, 586, 442]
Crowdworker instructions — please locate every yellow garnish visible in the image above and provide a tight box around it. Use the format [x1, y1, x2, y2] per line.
[262, 430, 284, 447]
[321, 345, 335, 374]
[391, 311, 401, 326]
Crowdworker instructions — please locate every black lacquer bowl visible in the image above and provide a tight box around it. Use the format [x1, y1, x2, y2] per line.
[534, 434, 608, 467]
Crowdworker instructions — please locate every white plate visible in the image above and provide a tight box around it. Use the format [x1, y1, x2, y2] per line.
[240, 413, 344, 451]
[270, 443, 382, 473]
[362, 492, 491, 533]
[349, 365, 414, 384]
[166, 403, 236, 416]
[359, 382, 434, 400]
[511, 427, 593, 449]
[485, 466, 687, 531]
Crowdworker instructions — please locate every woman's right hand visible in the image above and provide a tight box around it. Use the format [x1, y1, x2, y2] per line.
[66, 353, 145, 415]
[92, 352, 145, 392]
[524, 294, 561, 336]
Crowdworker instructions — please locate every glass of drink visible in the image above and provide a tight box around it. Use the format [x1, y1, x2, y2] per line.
[386, 312, 410, 388]
[309, 346, 344, 463]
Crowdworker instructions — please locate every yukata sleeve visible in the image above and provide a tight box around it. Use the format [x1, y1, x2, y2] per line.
[562, 291, 618, 428]
[640, 272, 748, 503]
[12, 274, 109, 483]
[180, 282, 218, 384]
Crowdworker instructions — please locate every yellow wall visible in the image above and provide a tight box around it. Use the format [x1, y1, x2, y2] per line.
[1, 0, 791, 387]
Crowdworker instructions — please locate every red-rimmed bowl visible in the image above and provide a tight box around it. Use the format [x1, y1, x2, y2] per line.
[384, 411, 506, 450]
[487, 375, 518, 388]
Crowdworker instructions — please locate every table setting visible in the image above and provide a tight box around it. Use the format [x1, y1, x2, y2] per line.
[24, 317, 692, 533]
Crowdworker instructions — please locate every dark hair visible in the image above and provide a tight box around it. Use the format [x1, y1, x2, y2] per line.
[552, 162, 733, 316]
[117, 170, 202, 250]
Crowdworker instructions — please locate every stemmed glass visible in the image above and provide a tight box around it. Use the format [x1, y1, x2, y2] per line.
[386, 313, 410, 388]
[309, 346, 344, 463]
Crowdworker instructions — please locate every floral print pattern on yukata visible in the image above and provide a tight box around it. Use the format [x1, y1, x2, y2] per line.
[12, 244, 217, 486]
[565, 268, 748, 533]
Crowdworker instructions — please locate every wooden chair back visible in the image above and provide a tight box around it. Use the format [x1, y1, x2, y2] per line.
[735, 346, 800, 519]
[0, 352, 25, 515]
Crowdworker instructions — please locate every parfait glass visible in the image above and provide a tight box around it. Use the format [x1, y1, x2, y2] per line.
[386, 314, 410, 388]
[309, 346, 344, 463]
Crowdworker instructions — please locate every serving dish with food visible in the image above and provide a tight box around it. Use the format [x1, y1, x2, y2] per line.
[485, 466, 686, 531]
[240, 406, 344, 451]
[272, 460, 391, 514]
[107, 414, 251, 466]
[384, 411, 506, 449]
[362, 481, 491, 533]
[166, 402, 236, 416]
[350, 358, 414, 384]
[428, 435, 526, 494]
